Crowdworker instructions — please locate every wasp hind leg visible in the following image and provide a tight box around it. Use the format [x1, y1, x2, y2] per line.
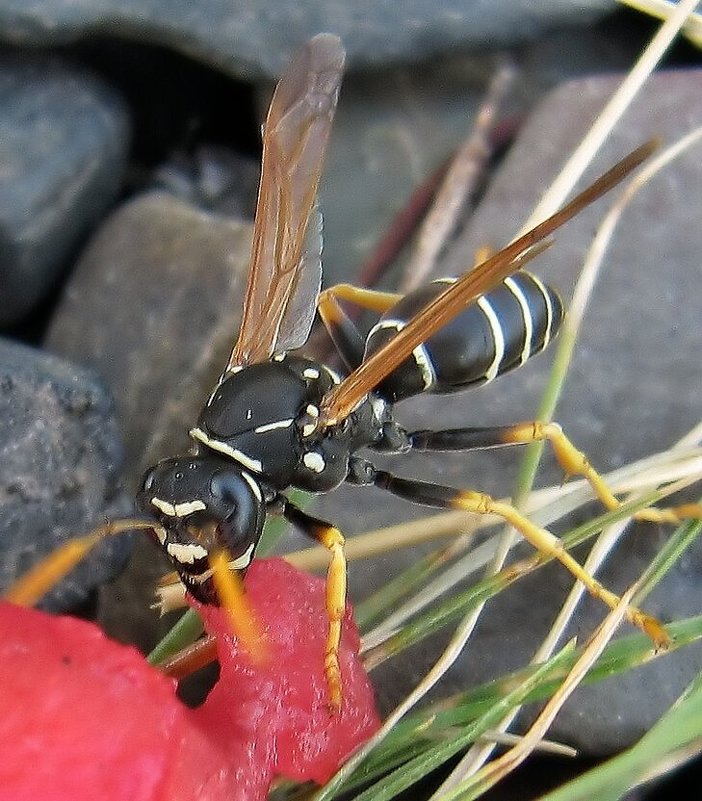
[407, 422, 702, 526]
[281, 499, 347, 712]
[348, 456, 669, 648]
[317, 283, 402, 371]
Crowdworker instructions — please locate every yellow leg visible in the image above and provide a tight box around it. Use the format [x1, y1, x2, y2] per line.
[503, 422, 702, 525]
[210, 550, 266, 664]
[318, 283, 401, 315]
[281, 501, 348, 711]
[369, 467, 670, 648]
[450, 490, 669, 647]
[316, 524, 347, 712]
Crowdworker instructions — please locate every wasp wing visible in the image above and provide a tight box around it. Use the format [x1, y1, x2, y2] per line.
[228, 34, 345, 368]
[320, 140, 657, 425]
[274, 204, 324, 352]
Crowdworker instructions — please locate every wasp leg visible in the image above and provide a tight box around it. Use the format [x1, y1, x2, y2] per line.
[408, 422, 702, 526]
[281, 500, 347, 711]
[317, 284, 402, 371]
[348, 456, 669, 648]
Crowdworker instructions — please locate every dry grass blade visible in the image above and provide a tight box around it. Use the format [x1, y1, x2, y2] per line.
[618, 0, 702, 47]
[434, 586, 639, 801]
[516, 0, 702, 234]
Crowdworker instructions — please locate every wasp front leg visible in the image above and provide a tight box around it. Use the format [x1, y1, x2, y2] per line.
[407, 422, 702, 526]
[280, 499, 347, 712]
[348, 456, 669, 648]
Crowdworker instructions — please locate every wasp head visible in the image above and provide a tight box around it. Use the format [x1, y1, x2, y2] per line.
[136, 455, 266, 602]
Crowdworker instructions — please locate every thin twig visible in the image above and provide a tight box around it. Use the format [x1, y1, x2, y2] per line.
[400, 62, 516, 292]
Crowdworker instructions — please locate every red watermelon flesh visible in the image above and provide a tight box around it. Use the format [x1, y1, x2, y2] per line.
[194, 558, 380, 785]
[0, 558, 379, 800]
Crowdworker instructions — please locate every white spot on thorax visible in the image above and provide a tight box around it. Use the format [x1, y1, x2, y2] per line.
[303, 451, 326, 473]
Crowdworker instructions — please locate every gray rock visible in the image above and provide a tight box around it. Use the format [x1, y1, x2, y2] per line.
[0, 0, 613, 79]
[150, 146, 260, 220]
[0, 338, 132, 611]
[316, 25, 642, 293]
[45, 191, 253, 647]
[313, 69, 702, 753]
[0, 54, 129, 326]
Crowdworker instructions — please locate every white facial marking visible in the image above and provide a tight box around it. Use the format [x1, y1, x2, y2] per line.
[153, 526, 167, 545]
[303, 367, 320, 379]
[151, 497, 176, 516]
[176, 500, 206, 516]
[305, 404, 319, 417]
[303, 451, 326, 473]
[190, 427, 264, 473]
[253, 418, 294, 433]
[273, 353, 286, 362]
[151, 498, 207, 518]
[230, 542, 256, 571]
[166, 542, 209, 565]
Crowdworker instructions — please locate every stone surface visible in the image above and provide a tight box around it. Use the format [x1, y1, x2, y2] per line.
[0, 53, 129, 327]
[0, 338, 132, 611]
[45, 191, 253, 647]
[0, 0, 614, 79]
[309, 69, 702, 752]
[315, 25, 643, 294]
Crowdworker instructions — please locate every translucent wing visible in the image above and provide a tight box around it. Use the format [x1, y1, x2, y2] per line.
[275, 204, 324, 352]
[320, 140, 657, 425]
[228, 34, 345, 368]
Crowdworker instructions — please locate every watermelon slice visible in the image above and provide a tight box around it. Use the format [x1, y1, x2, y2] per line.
[0, 558, 379, 800]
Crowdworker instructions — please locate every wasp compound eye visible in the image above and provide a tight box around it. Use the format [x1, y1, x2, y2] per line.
[207, 469, 265, 556]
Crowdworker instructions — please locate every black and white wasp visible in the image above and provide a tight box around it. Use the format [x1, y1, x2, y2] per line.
[13, 34, 688, 710]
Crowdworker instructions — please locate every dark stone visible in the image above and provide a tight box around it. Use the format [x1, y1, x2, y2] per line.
[0, 338, 132, 611]
[150, 146, 260, 220]
[45, 191, 253, 648]
[0, 0, 614, 79]
[0, 53, 129, 327]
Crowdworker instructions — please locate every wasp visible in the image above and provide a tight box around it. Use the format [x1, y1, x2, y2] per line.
[9, 34, 698, 711]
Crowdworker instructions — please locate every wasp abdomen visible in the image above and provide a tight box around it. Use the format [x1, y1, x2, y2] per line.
[365, 271, 563, 403]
